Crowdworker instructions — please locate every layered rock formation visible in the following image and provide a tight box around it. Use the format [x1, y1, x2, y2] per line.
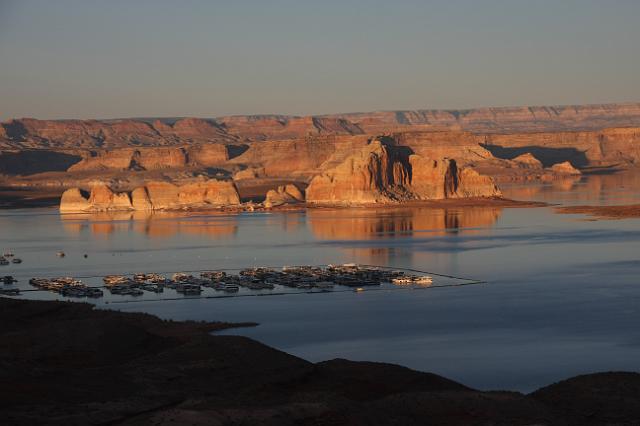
[68, 145, 229, 172]
[305, 140, 500, 204]
[59, 179, 240, 212]
[480, 127, 640, 167]
[4, 102, 640, 150]
[7, 102, 640, 207]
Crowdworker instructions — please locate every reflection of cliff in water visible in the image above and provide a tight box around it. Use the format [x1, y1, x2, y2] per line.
[61, 211, 238, 238]
[501, 172, 640, 205]
[307, 207, 502, 263]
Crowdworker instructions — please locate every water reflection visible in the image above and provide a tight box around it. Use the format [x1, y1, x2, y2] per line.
[61, 211, 239, 238]
[308, 207, 502, 239]
[307, 207, 502, 263]
[502, 172, 640, 205]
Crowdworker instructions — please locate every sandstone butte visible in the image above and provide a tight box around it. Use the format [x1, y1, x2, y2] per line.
[60, 180, 240, 213]
[305, 140, 501, 204]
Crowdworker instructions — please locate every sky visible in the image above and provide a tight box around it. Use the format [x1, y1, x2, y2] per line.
[0, 0, 639, 120]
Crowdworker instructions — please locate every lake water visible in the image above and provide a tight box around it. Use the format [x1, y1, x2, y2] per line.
[1, 172, 640, 392]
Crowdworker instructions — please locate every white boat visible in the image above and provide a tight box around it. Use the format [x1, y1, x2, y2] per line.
[223, 283, 239, 293]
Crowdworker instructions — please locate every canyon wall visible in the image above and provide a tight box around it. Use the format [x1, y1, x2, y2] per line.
[67, 145, 229, 172]
[479, 127, 640, 167]
[4, 102, 640, 150]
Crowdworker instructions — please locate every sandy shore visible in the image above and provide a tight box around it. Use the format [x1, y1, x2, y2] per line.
[1, 297, 639, 425]
[556, 204, 640, 220]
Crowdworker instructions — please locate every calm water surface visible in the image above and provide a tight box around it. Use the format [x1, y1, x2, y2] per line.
[1, 172, 639, 391]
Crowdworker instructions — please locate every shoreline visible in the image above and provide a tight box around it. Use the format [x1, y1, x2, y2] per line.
[3, 194, 548, 212]
[1, 297, 639, 425]
[556, 204, 640, 220]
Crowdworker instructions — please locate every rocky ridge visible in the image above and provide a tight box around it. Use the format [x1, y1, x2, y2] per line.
[3, 102, 640, 150]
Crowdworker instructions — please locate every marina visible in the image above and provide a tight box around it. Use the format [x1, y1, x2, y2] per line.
[4, 264, 481, 300]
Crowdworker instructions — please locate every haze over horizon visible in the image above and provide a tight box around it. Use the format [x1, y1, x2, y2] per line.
[1, 0, 639, 121]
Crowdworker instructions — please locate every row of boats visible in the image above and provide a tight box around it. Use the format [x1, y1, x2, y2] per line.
[0, 251, 23, 265]
[17, 264, 434, 299]
[2, 275, 21, 295]
[29, 277, 104, 298]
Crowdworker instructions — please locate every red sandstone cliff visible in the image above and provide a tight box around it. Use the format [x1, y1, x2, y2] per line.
[305, 140, 500, 204]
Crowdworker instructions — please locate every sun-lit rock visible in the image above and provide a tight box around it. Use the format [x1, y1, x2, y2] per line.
[549, 161, 581, 175]
[60, 179, 240, 212]
[306, 140, 500, 204]
[264, 184, 305, 208]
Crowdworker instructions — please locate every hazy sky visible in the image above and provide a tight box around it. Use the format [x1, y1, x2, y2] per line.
[1, 0, 639, 120]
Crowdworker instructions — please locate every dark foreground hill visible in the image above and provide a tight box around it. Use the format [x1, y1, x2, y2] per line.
[1, 297, 639, 425]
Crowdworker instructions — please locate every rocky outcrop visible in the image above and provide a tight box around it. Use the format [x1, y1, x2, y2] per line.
[87, 184, 133, 210]
[511, 153, 543, 169]
[549, 161, 581, 175]
[305, 141, 408, 204]
[59, 188, 92, 212]
[59, 179, 240, 212]
[264, 184, 305, 208]
[305, 140, 500, 204]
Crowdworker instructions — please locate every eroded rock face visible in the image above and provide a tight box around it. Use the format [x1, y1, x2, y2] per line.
[59, 188, 92, 212]
[306, 140, 500, 204]
[67, 145, 229, 172]
[60, 179, 240, 212]
[131, 187, 153, 210]
[305, 140, 408, 204]
[69, 148, 188, 172]
[87, 184, 133, 210]
[264, 184, 305, 208]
